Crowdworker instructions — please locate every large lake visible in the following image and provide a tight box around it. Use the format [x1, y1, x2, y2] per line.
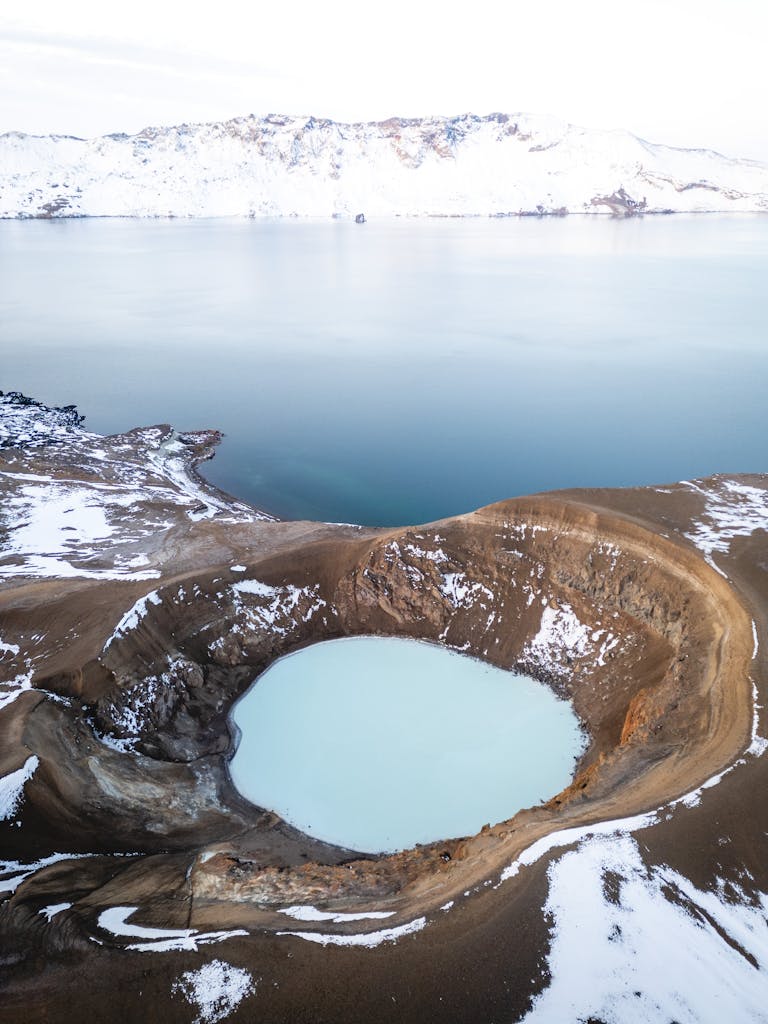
[229, 637, 585, 852]
[1, 216, 766, 525]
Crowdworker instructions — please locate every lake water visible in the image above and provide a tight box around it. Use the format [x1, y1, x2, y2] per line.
[1, 216, 766, 525]
[229, 637, 585, 852]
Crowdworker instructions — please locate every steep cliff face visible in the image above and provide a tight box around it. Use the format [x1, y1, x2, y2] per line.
[2, 111, 768, 218]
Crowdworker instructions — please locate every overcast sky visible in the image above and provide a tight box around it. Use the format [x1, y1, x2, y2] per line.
[1, 0, 766, 161]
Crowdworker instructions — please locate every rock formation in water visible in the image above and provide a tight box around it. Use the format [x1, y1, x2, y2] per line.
[2, 112, 768, 219]
[1, 392, 767, 1023]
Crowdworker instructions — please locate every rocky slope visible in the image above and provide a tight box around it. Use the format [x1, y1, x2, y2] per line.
[1, 394, 768, 1023]
[2, 112, 768, 219]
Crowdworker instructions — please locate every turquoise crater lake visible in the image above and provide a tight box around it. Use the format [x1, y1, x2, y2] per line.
[229, 637, 585, 853]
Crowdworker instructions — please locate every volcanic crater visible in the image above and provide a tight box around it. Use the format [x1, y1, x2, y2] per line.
[0, 393, 765, 1022]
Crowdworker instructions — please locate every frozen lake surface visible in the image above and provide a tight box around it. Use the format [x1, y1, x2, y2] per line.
[229, 636, 585, 853]
[1, 216, 766, 525]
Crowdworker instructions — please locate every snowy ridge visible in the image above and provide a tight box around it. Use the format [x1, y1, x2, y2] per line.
[97, 905, 247, 953]
[3, 112, 768, 219]
[0, 391, 88, 449]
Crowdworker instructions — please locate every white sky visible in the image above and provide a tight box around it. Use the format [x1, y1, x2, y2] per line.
[1, 0, 767, 161]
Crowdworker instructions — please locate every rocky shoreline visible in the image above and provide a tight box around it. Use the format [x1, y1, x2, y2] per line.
[1, 394, 767, 1022]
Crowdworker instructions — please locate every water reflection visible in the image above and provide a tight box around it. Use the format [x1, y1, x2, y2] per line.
[0, 215, 765, 525]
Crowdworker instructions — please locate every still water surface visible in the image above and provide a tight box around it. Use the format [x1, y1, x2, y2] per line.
[229, 637, 585, 852]
[1, 216, 766, 524]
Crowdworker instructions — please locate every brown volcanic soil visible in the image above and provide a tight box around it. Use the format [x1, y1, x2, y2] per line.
[0, 424, 766, 1023]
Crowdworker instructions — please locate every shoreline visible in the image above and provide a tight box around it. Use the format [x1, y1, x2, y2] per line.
[4, 209, 768, 223]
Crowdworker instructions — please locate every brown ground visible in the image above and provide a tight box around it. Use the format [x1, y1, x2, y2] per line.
[0, 428, 766, 1022]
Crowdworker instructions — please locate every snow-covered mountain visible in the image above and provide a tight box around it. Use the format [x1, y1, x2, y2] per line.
[2, 111, 768, 219]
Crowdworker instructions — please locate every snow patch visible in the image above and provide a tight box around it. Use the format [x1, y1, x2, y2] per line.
[39, 902, 72, 921]
[685, 479, 768, 562]
[521, 833, 768, 1023]
[0, 851, 97, 894]
[747, 680, 768, 759]
[521, 603, 592, 678]
[0, 666, 34, 711]
[402, 542, 449, 564]
[172, 961, 255, 1024]
[439, 572, 494, 608]
[0, 478, 164, 581]
[103, 591, 162, 649]
[0, 637, 20, 657]
[97, 906, 248, 953]
[278, 905, 395, 923]
[592, 629, 620, 666]
[94, 654, 194, 750]
[0, 755, 39, 820]
[596, 541, 621, 572]
[215, 579, 327, 646]
[278, 916, 427, 948]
